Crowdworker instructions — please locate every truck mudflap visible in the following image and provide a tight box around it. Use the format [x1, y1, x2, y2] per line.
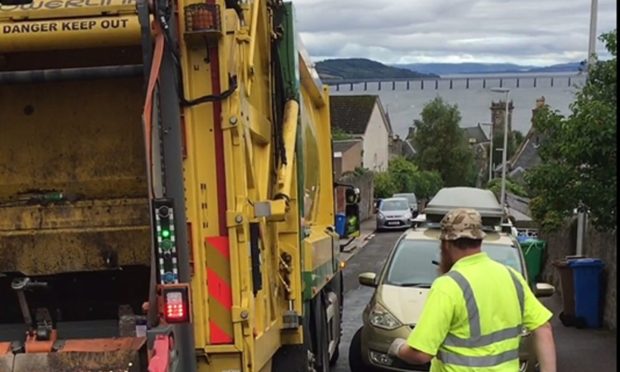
[8, 337, 148, 372]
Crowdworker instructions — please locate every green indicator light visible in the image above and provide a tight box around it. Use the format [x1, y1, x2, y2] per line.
[161, 229, 171, 238]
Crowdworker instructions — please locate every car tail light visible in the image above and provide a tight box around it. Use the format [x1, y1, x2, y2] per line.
[162, 285, 190, 324]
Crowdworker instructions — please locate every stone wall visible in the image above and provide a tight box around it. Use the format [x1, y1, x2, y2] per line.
[338, 172, 374, 221]
[540, 216, 617, 330]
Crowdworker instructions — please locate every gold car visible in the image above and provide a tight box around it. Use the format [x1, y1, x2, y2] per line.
[349, 227, 554, 372]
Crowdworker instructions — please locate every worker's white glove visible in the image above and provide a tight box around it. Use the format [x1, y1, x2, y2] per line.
[387, 338, 407, 357]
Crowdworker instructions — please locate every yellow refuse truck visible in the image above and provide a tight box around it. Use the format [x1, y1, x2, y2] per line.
[0, 0, 358, 370]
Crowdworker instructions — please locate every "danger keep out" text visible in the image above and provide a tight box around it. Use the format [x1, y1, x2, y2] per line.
[2, 18, 129, 34]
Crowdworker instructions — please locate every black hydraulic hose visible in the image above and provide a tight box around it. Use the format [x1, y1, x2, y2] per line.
[0, 65, 143, 84]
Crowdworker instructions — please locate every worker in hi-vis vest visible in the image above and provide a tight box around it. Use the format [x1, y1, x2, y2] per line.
[388, 208, 557, 372]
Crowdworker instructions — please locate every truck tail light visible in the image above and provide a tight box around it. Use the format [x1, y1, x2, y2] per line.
[162, 285, 190, 324]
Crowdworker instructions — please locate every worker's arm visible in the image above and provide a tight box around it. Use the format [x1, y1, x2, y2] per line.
[388, 339, 433, 364]
[532, 322, 556, 372]
[513, 269, 556, 372]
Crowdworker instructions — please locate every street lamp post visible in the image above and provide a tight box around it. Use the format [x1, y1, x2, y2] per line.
[587, 0, 598, 70]
[479, 122, 494, 182]
[490, 88, 510, 217]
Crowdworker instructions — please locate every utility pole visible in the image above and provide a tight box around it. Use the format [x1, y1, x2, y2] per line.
[578, 0, 598, 256]
[490, 88, 510, 218]
[587, 0, 598, 70]
[480, 123, 494, 182]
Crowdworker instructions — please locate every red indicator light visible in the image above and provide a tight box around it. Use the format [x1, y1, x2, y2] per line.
[163, 288, 190, 323]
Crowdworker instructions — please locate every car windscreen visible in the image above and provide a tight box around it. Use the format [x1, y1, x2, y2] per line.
[380, 199, 409, 211]
[385, 240, 523, 287]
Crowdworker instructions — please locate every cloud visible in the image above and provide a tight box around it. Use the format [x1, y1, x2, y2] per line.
[293, 0, 617, 65]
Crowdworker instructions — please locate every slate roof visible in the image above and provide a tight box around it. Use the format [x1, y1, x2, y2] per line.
[463, 124, 490, 144]
[330, 95, 379, 135]
[333, 139, 362, 153]
[510, 129, 542, 171]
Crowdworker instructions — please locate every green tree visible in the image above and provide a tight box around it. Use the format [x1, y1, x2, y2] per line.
[372, 157, 443, 199]
[332, 127, 354, 140]
[490, 131, 518, 171]
[412, 170, 444, 200]
[525, 30, 617, 232]
[513, 130, 525, 151]
[374, 172, 398, 198]
[411, 97, 476, 186]
[487, 177, 528, 198]
[387, 156, 419, 193]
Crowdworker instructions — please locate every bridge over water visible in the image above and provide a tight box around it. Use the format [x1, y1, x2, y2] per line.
[325, 73, 586, 92]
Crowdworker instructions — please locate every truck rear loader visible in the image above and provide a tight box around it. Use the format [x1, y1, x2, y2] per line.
[0, 0, 360, 370]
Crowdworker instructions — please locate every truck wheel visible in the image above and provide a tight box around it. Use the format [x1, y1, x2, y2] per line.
[329, 271, 344, 366]
[314, 293, 330, 372]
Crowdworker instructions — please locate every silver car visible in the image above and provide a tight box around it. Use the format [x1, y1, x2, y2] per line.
[376, 198, 413, 231]
[393, 193, 419, 218]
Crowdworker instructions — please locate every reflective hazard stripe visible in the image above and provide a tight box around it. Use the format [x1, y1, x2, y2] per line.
[444, 271, 481, 337]
[507, 268, 525, 315]
[438, 348, 520, 367]
[439, 267, 526, 365]
[443, 325, 523, 348]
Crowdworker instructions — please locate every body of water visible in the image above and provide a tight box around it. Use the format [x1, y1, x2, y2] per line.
[329, 73, 586, 137]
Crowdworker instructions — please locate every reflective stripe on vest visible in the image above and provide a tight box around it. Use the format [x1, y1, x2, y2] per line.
[437, 348, 520, 367]
[438, 267, 525, 366]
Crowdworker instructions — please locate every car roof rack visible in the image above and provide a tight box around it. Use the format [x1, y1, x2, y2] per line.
[424, 187, 504, 226]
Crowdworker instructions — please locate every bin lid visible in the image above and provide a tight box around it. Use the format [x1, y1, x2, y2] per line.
[567, 258, 604, 268]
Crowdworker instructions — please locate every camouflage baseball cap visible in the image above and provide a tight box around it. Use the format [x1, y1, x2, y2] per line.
[439, 208, 486, 240]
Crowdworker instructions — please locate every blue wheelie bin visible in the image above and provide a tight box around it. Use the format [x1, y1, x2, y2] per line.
[335, 213, 347, 238]
[568, 258, 604, 328]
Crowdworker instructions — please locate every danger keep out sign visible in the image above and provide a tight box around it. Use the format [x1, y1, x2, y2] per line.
[3, 17, 129, 34]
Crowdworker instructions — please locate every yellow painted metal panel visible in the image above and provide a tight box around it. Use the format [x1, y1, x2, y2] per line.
[0, 225, 150, 275]
[0, 78, 147, 200]
[0, 0, 137, 21]
[0, 15, 141, 52]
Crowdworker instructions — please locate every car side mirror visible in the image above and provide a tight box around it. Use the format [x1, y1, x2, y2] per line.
[534, 282, 555, 298]
[358, 272, 377, 287]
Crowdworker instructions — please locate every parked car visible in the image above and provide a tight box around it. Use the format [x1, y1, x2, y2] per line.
[350, 187, 556, 372]
[392, 193, 419, 218]
[375, 197, 414, 231]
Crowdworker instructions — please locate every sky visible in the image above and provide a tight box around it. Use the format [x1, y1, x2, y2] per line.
[293, 0, 617, 66]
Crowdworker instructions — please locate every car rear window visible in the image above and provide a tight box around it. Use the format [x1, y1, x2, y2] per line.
[394, 193, 417, 204]
[380, 199, 409, 211]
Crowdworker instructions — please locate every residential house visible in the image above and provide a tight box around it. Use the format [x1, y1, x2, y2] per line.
[463, 123, 491, 187]
[494, 97, 546, 184]
[389, 135, 416, 160]
[330, 95, 393, 172]
[506, 97, 546, 184]
[333, 139, 363, 180]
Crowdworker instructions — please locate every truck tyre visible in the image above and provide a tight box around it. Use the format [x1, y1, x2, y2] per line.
[329, 271, 344, 366]
[313, 293, 330, 372]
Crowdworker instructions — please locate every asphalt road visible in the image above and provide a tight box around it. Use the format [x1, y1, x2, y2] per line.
[332, 230, 402, 372]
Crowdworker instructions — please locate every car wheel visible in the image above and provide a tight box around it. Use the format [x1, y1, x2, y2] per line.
[349, 327, 368, 372]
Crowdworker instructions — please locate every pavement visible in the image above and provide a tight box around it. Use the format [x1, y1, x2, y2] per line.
[541, 294, 617, 371]
[340, 217, 376, 261]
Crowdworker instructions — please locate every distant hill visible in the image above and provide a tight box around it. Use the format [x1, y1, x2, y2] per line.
[315, 58, 438, 82]
[393, 62, 583, 76]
